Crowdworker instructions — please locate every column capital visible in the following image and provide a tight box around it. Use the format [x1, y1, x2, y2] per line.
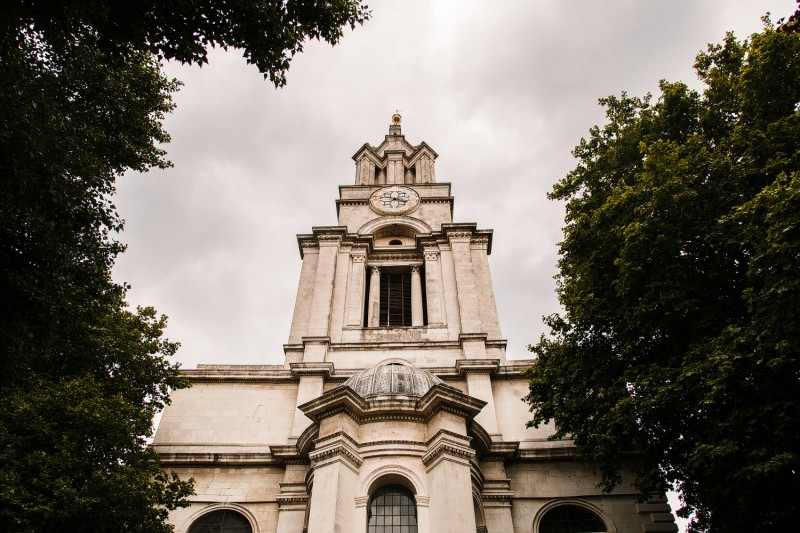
[410, 264, 421, 275]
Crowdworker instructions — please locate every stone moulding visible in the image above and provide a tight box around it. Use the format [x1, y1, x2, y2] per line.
[154, 451, 279, 467]
[309, 443, 363, 467]
[177, 361, 531, 386]
[298, 383, 486, 425]
[421, 440, 476, 467]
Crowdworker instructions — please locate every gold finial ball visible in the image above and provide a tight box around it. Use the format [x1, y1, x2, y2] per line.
[391, 112, 402, 125]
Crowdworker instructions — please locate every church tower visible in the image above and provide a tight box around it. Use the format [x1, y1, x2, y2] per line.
[152, 117, 677, 533]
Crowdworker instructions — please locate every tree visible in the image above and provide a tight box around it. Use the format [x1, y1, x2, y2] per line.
[0, 2, 369, 531]
[0, 27, 193, 532]
[778, 0, 800, 34]
[525, 23, 800, 533]
[1, 0, 370, 86]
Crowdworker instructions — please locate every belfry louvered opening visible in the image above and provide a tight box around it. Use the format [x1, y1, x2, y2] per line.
[364, 266, 427, 327]
[380, 271, 411, 326]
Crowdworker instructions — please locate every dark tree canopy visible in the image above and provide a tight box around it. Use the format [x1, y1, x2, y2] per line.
[0, 26, 193, 532]
[525, 24, 800, 533]
[0, 1, 369, 531]
[1, 0, 370, 85]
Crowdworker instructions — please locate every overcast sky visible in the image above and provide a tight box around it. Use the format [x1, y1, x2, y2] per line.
[113, 1, 790, 370]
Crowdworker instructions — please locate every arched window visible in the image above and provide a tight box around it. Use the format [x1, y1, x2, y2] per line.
[188, 509, 253, 533]
[367, 484, 418, 533]
[538, 504, 606, 533]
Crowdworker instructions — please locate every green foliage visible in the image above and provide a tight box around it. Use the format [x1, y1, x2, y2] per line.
[0, 0, 370, 86]
[0, 25, 193, 532]
[525, 25, 800, 532]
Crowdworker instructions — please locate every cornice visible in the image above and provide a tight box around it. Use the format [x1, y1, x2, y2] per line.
[518, 445, 578, 460]
[180, 366, 295, 383]
[178, 360, 534, 385]
[366, 252, 423, 263]
[299, 383, 486, 425]
[290, 360, 333, 379]
[456, 358, 500, 376]
[155, 451, 279, 467]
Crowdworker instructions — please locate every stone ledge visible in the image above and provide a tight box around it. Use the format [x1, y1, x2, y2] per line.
[155, 452, 279, 466]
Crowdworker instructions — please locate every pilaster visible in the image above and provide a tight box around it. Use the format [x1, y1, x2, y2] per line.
[289, 362, 333, 442]
[423, 248, 444, 325]
[275, 463, 310, 533]
[479, 460, 514, 533]
[307, 235, 341, 337]
[423, 430, 477, 533]
[346, 252, 367, 326]
[457, 359, 501, 438]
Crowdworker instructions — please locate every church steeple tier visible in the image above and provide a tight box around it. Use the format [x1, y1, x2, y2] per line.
[286, 117, 505, 370]
[352, 114, 438, 185]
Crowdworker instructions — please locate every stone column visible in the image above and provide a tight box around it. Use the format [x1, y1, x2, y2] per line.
[411, 265, 424, 327]
[423, 250, 444, 325]
[367, 266, 381, 327]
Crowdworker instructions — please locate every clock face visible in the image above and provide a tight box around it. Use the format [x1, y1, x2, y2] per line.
[369, 186, 421, 215]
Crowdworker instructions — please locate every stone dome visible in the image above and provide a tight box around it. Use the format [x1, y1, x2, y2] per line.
[344, 362, 445, 398]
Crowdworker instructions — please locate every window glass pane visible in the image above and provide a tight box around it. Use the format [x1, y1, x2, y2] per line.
[367, 485, 417, 533]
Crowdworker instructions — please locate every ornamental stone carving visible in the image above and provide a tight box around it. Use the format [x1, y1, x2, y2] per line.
[369, 185, 420, 215]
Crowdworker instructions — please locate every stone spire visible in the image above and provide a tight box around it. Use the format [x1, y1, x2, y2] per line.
[352, 113, 438, 185]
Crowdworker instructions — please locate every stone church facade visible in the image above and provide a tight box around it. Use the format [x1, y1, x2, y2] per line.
[152, 116, 678, 533]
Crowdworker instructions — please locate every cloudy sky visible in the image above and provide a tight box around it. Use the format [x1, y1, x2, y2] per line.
[113, 1, 790, 371]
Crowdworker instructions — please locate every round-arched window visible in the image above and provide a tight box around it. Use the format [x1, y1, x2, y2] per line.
[388, 239, 403, 245]
[367, 484, 418, 533]
[538, 504, 606, 533]
[188, 509, 253, 533]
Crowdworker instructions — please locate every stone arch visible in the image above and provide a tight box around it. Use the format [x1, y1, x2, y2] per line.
[472, 490, 487, 533]
[181, 503, 259, 533]
[533, 499, 615, 533]
[359, 464, 428, 499]
[358, 216, 432, 240]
